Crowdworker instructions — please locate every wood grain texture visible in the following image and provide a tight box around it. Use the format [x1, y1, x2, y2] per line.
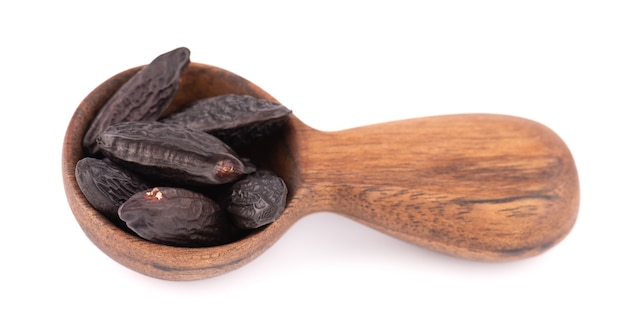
[282, 115, 579, 261]
[62, 62, 579, 280]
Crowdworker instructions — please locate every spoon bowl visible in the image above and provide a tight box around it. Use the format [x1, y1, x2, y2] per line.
[62, 62, 579, 280]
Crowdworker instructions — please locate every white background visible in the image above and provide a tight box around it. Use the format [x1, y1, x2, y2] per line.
[2, 1, 624, 327]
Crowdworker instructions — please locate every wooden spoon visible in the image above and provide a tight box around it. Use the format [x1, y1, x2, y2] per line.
[62, 62, 579, 281]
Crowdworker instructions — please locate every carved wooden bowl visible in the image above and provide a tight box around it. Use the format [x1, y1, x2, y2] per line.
[62, 62, 580, 281]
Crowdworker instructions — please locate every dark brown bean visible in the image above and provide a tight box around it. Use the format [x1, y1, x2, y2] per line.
[97, 121, 255, 186]
[160, 94, 291, 146]
[225, 170, 287, 229]
[118, 187, 236, 247]
[83, 47, 190, 155]
[78, 47, 292, 246]
[75, 157, 150, 223]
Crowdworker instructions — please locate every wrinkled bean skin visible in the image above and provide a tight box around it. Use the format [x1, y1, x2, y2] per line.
[160, 94, 292, 146]
[75, 157, 150, 225]
[226, 170, 288, 229]
[118, 187, 237, 247]
[75, 48, 291, 248]
[83, 47, 190, 155]
[97, 121, 255, 186]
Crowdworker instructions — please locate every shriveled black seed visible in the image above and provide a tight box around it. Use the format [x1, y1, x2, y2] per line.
[77, 47, 293, 247]
[97, 121, 255, 186]
[226, 170, 287, 229]
[75, 157, 150, 223]
[118, 187, 237, 247]
[83, 47, 190, 156]
[160, 94, 291, 146]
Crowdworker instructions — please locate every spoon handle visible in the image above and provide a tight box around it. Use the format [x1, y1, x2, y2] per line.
[296, 114, 579, 260]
